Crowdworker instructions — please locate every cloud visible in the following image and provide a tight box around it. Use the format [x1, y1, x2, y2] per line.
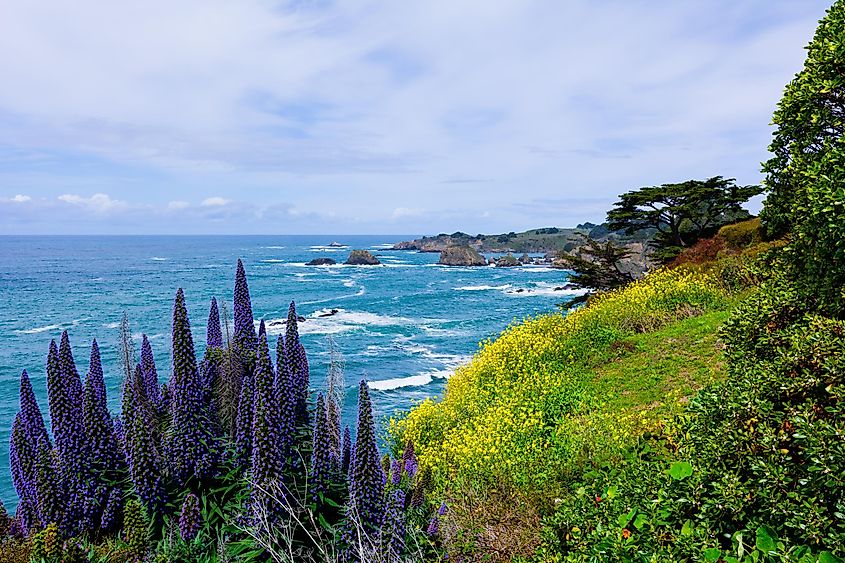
[201, 197, 230, 207]
[0, 0, 833, 233]
[57, 193, 127, 213]
[11, 194, 31, 202]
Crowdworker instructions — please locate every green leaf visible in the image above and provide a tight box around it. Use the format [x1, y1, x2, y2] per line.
[618, 508, 636, 528]
[702, 547, 721, 561]
[633, 513, 648, 530]
[755, 525, 778, 553]
[819, 552, 841, 563]
[669, 461, 693, 480]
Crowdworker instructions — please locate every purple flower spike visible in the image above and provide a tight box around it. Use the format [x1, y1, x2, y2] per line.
[233, 259, 257, 352]
[382, 489, 407, 557]
[251, 331, 282, 494]
[179, 493, 201, 542]
[234, 368, 254, 467]
[206, 297, 223, 350]
[274, 334, 296, 463]
[347, 381, 385, 537]
[341, 426, 352, 475]
[84, 340, 120, 479]
[166, 288, 217, 487]
[391, 459, 403, 486]
[140, 335, 162, 409]
[124, 364, 167, 512]
[310, 393, 334, 503]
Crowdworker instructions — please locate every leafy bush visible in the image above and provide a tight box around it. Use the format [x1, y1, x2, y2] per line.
[536, 273, 845, 561]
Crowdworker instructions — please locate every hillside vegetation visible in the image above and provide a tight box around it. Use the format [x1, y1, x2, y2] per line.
[394, 2, 845, 560]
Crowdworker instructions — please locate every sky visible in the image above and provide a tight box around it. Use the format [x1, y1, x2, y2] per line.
[0, 0, 834, 235]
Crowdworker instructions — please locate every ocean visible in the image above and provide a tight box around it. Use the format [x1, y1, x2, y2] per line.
[0, 235, 579, 509]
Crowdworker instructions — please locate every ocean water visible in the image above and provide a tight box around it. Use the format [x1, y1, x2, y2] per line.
[0, 235, 578, 508]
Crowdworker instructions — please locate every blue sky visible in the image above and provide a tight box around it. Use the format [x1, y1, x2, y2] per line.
[0, 0, 833, 234]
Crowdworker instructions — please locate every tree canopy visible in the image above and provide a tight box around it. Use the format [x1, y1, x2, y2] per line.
[606, 176, 761, 262]
[556, 236, 635, 306]
[759, 0, 845, 315]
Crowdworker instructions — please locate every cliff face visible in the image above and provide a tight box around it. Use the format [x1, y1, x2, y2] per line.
[439, 246, 487, 266]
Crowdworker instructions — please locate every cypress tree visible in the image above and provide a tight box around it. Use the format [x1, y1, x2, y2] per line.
[347, 381, 385, 537]
[166, 288, 216, 488]
[233, 259, 257, 353]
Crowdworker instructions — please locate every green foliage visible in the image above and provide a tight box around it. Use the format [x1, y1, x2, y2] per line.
[759, 0, 845, 316]
[607, 176, 761, 262]
[556, 236, 635, 304]
[537, 271, 845, 561]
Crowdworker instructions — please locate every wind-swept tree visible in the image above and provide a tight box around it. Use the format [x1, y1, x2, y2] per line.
[607, 176, 761, 261]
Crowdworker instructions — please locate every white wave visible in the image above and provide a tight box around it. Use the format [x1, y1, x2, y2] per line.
[17, 323, 62, 334]
[263, 246, 286, 249]
[455, 284, 512, 291]
[343, 279, 357, 288]
[299, 286, 366, 306]
[261, 259, 287, 263]
[503, 282, 587, 298]
[264, 308, 410, 336]
[104, 322, 121, 329]
[368, 368, 455, 391]
[420, 325, 465, 337]
[371, 244, 395, 249]
[16, 318, 88, 335]
[150, 256, 168, 261]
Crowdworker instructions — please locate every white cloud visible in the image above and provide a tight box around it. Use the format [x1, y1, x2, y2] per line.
[11, 194, 31, 202]
[167, 200, 190, 210]
[57, 193, 126, 213]
[201, 196, 230, 207]
[0, 0, 833, 233]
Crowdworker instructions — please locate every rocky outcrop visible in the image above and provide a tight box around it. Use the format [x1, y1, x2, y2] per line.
[306, 258, 337, 266]
[346, 250, 381, 265]
[495, 254, 520, 267]
[439, 246, 487, 266]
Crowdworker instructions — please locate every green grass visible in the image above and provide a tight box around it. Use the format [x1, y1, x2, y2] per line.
[589, 308, 731, 419]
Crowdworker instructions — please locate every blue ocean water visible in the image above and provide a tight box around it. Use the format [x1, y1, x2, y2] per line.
[0, 235, 578, 509]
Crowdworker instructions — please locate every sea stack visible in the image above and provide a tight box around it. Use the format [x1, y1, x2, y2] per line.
[346, 250, 381, 265]
[439, 246, 487, 266]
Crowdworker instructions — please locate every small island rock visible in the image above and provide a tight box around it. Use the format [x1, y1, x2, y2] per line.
[306, 258, 337, 266]
[346, 250, 381, 265]
[495, 254, 520, 267]
[439, 245, 487, 266]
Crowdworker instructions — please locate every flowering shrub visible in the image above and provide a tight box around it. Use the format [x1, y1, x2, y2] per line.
[395, 268, 727, 496]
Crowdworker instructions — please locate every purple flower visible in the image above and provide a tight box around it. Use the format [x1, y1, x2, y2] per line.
[402, 441, 418, 480]
[100, 487, 122, 533]
[19, 369, 50, 451]
[34, 439, 62, 527]
[165, 288, 217, 487]
[53, 332, 88, 535]
[9, 415, 38, 525]
[123, 364, 167, 512]
[310, 393, 334, 503]
[233, 259, 257, 353]
[426, 516, 439, 537]
[283, 302, 310, 428]
[234, 367, 254, 467]
[251, 331, 282, 493]
[341, 426, 352, 475]
[83, 340, 120, 480]
[206, 297, 223, 350]
[140, 335, 162, 410]
[438, 501, 447, 516]
[179, 493, 201, 542]
[381, 489, 407, 558]
[347, 381, 385, 537]
[390, 459, 403, 486]
[274, 335, 297, 464]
